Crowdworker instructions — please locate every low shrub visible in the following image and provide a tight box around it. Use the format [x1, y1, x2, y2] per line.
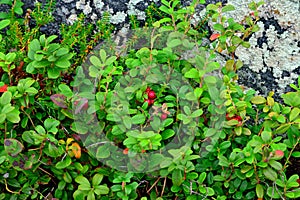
[0, 0, 299, 199]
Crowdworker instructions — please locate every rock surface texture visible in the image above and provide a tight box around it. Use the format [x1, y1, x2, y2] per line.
[1, 0, 299, 100]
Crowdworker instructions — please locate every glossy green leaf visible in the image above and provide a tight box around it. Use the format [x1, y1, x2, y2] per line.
[222, 4, 235, 12]
[55, 156, 72, 169]
[269, 160, 282, 170]
[0, 19, 10, 30]
[131, 114, 145, 124]
[92, 174, 104, 186]
[172, 169, 183, 186]
[161, 129, 175, 140]
[289, 107, 300, 121]
[251, 96, 266, 104]
[96, 145, 110, 159]
[256, 184, 264, 198]
[261, 131, 272, 143]
[198, 172, 206, 184]
[184, 68, 199, 79]
[263, 167, 277, 181]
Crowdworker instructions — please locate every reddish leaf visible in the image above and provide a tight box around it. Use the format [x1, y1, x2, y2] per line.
[274, 150, 284, 158]
[210, 33, 220, 41]
[50, 94, 68, 108]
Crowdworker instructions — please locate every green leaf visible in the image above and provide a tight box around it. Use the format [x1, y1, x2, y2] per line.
[204, 76, 217, 84]
[123, 116, 132, 129]
[204, 128, 217, 137]
[241, 41, 250, 48]
[159, 5, 171, 14]
[220, 141, 231, 149]
[160, 157, 172, 168]
[162, 118, 173, 127]
[222, 4, 235, 12]
[96, 145, 110, 159]
[263, 167, 277, 181]
[184, 68, 199, 79]
[90, 55, 102, 67]
[106, 113, 121, 122]
[289, 107, 300, 121]
[0, 19, 10, 30]
[47, 43, 60, 53]
[6, 109, 20, 123]
[48, 68, 60, 79]
[2, 104, 15, 114]
[75, 175, 91, 188]
[46, 35, 58, 43]
[213, 175, 225, 181]
[206, 4, 219, 11]
[73, 190, 86, 200]
[218, 155, 230, 167]
[149, 154, 165, 169]
[267, 187, 281, 199]
[131, 114, 145, 124]
[269, 160, 282, 170]
[185, 92, 197, 101]
[63, 171, 72, 183]
[99, 49, 107, 63]
[232, 35, 242, 45]
[251, 96, 266, 104]
[198, 172, 206, 184]
[292, 151, 300, 157]
[105, 56, 117, 66]
[56, 47, 69, 56]
[277, 115, 286, 123]
[172, 169, 183, 186]
[55, 59, 71, 69]
[194, 88, 203, 98]
[261, 131, 272, 143]
[55, 156, 72, 169]
[0, 91, 12, 105]
[58, 84, 73, 98]
[191, 109, 203, 118]
[287, 175, 300, 188]
[275, 124, 291, 134]
[94, 185, 109, 195]
[256, 184, 264, 198]
[25, 87, 38, 95]
[281, 92, 300, 107]
[44, 118, 60, 133]
[4, 138, 23, 156]
[213, 23, 225, 32]
[92, 174, 103, 186]
[161, 129, 175, 140]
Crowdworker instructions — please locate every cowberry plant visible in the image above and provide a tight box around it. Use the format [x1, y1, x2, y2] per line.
[0, 0, 299, 200]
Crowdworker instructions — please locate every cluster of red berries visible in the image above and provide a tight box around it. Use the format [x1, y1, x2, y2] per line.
[144, 87, 156, 106]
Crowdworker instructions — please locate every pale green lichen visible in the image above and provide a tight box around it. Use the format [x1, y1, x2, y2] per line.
[110, 11, 127, 24]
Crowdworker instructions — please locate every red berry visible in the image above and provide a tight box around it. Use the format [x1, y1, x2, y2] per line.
[123, 148, 129, 155]
[148, 90, 156, 99]
[145, 87, 151, 93]
[161, 113, 168, 120]
[225, 113, 231, 120]
[144, 99, 154, 106]
[0, 84, 8, 92]
[234, 116, 242, 122]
